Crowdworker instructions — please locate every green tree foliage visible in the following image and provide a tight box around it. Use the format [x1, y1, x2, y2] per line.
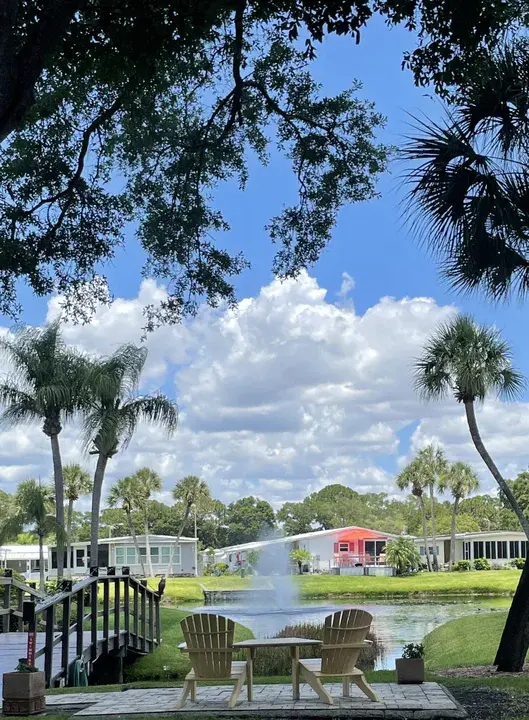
[225, 496, 275, 545]
[440, 461, 480, 570]
[385, 537, 422, 576]
[0, 320, 86, 578]
[130, 467, 163, 577]
[63, 463, 92, 576]
[414, 314, 528, 538]
[505, 472, 529, 515]
[403, 41, 529, 302]
[81, 344, 178, 565]
[396, 460, 433, 572]
[108, 475, 146, 576]
[0, 479, 62, 590]
[0, 1, 520, 324]
[289, 548, 312, 574]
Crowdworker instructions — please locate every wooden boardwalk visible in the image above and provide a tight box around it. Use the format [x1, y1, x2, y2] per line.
[0, 631, 115, 696]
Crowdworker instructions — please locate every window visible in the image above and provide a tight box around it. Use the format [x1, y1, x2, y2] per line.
[497, 541, 508, 559]
[151, 547, 159, 564]
[510, 541, 520, 559]
[464, 542, 471, 560]
[115, 547, 125, 564]
[172, 546, 181, 565]
[521, 541, 528, 559]
[126, 547, 136, 564]
[473, 541, 484, 559]
[427, 546, 440, 556]
[76, 549, 85, 568]
[419, 546, 425, 556]
[339, 543, 349, 553]
[139, 547, 147, 558]
[485, 542, 496, 560]
[161, 547, 171, 563]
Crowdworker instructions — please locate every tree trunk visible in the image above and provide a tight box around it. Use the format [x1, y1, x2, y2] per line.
[464, 401, 529, 538]
[66, 498, 74, 578]
[90, 453, 108, 570]
[50, 433, 65, 579]
[166, 503, 191, 576]
[298, 561, 302, 575]
[464, 400, 529, 671]
[429, 483, 438, 571]
[126, 509, 145, 576]
[38, 533, 45, 592]
[450, 497, 459, 571]
[144, 517, 154, 578]
[495, 558, 529, 671]
[420, 497, 432, 572]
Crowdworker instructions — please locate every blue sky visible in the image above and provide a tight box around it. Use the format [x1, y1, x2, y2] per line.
[2, 18, 529, 506]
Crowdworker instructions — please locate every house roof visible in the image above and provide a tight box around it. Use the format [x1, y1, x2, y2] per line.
[67, 534, 196, 547]
[0, 545, 47, 560]
[413, 530, 527, 542]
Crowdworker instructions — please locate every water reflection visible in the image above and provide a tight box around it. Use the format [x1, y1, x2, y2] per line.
[188, 597, 511, 669]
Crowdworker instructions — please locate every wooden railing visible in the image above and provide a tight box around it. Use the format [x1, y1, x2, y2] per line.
[9, 569, 162, 688]
[0, 574, 45, 632]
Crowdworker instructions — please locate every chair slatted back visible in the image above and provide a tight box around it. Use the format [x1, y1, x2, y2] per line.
[181, 613, 235, 679]
[321, 609, 373, 675]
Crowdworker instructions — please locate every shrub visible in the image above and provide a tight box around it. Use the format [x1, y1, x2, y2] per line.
[473, 557, 491, 571]
[385, 538, 422, 575]
[243, 622, 384, 676]
[402, 643, 424, 659]
[511, 557, 526, 570]
[491, 563, 504, 571]
[452, 560, 471, 572]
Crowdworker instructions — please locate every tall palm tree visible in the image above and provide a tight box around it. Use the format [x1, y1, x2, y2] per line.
[415, 313, 529, 671]
[108, 475, 145, 576]
[440, 462, 480, 570]
[415, 314, 528, 537]
[81, 344, 178, 567]
[63, 464, 92, 576]
[0, 320, 86, 578]
[169, 475, 210, 575]
[414, 445, 447, 571]
[402, 42, 529, 302]
[130, 467, 162, 577]
[0, 479, 63, 590]
[397, 459, 432, 572]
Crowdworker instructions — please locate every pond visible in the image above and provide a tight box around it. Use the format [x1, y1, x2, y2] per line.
[188, 596, 511, 669]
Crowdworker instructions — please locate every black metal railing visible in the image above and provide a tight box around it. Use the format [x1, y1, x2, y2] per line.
[17, 569, 161, 687]
[0, 573, 45, 632]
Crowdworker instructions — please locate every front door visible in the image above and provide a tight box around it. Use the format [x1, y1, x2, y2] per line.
[97, 544, 109, 568]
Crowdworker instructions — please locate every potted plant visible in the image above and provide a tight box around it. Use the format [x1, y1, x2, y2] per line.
[395, 643, 425, 684]
[2, 659, 45, 715]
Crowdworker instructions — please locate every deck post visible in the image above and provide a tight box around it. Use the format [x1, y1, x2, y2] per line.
[123, 577, 130, 648]
[155, 595, 161, 646]
[90, 577, 98, 662]
[3, 574, 11, 633]
[76, 586, 84, 658]
[141, 585, 147, 653]
[133, 582, 139, 650]
[102, 579, 110, 655]
[114, 578, 120, 649]
[44, 605, 54, 687]
[148, 593, 154, 651]
[61, 580, 72, 683]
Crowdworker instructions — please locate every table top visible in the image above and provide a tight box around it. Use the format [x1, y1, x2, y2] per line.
[233, 637, 322, 649]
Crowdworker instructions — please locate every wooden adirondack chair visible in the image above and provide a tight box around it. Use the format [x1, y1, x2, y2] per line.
[299, 609, 378, 705]
[177, 613, 247, 708]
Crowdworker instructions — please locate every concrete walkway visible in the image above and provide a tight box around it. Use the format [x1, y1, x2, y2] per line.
[46, 682, 467, 718]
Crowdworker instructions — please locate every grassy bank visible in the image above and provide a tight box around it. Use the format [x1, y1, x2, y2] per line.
[148, 571, 522, 604]
[424, 612, 511, 670]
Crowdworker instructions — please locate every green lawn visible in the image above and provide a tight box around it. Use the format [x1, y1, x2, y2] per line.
[153, 571, 522, 605]
[424, 612, 512, 670]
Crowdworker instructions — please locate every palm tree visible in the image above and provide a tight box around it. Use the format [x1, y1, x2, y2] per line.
[415, 314, 529, 671]
[0, 321, 85, 578]
[440, 462, 480, 570]
[385, 538, 422, 576]
[63, 464, 92, 576]
[397, 459, 432, 572]
[401, 42, 529, 301]
[169, 475, 210, 574]
[81, 344, 178, 567]
[414, 445, 447, 571]
[0, 479, 63, 590]
[415, 314, 528, 537]
[130, 467, 162, 577]
[108, 475, 145, 576]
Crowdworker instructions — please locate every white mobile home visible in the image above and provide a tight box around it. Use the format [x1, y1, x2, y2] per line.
[0, 544, 48, 580]
[205, 526, 400, 575]
[49, 534, 198, 577]
[413, 530, 528, 566]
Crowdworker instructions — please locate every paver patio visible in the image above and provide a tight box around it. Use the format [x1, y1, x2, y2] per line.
[45, 682, 467, 718]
